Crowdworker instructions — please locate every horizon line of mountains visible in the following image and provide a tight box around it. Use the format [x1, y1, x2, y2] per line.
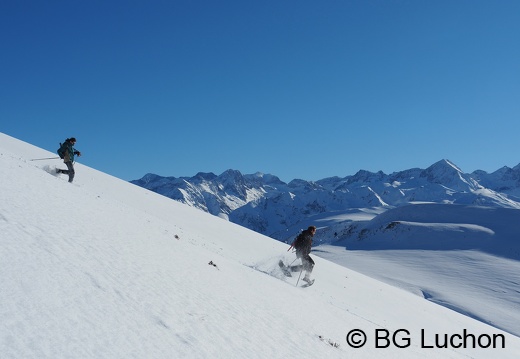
[130, 159, 520, 240]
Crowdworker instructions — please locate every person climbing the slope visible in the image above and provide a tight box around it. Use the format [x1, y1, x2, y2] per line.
[57, 137, 81, 183]
[286, 225, 316, 284]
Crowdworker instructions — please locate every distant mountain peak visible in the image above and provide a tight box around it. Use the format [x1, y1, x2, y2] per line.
[347, 169, 385, 185]
[427, 159, 463, 173]
[191, 172, 217, 181]
[420, 159, 474, 188]
[131, 159, 520, 239]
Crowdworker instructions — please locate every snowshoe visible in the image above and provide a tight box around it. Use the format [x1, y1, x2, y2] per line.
[278, 260, 292, 277]
[301, 278, 315, 287]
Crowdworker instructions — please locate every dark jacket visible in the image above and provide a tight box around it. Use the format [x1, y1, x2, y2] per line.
[62, 140, 80, 163]
[293, 229, 313, 257]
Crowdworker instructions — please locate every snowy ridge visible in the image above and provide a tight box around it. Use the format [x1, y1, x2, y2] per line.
[329, 203, 519, 255]
[131, 159, 520, 240]
[2, 132, 520, 358]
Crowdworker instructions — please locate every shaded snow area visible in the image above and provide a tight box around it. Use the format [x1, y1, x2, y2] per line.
[1, 132, 520, 358]
[316, 203, 520, 338]
[318, 248, 520, 337]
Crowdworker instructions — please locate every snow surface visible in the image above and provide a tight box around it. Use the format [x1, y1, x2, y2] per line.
[1, 132, 520, 358]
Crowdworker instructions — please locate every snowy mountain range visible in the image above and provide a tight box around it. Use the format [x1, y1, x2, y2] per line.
[2, 132, 520, 358]
[131, 159, 520, 240]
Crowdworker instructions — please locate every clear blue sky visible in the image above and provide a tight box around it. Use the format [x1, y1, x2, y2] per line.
[2, 0, 519, 182]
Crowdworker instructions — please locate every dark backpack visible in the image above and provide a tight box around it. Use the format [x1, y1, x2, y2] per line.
[292, 232, 306, 251]
[57, 140, 68, 159]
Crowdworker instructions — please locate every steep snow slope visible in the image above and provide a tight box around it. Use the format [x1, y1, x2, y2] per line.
[1, 133, 519, 358]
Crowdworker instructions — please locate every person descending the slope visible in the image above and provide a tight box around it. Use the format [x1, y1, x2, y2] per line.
[287, 225, 316, 284]
[57, 137, 81, 183]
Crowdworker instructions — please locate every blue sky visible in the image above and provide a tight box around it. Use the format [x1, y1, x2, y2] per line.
[1, 0, 519, 182]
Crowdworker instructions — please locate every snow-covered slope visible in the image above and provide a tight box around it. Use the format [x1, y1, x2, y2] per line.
[316, 203, 520, 337]
[473, 165, 520, 200]
[1, 132, 520, 358]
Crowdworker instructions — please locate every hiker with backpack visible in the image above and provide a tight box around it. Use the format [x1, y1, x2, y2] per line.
[57, 137, 81, 183]
[286, 225, 317, 284]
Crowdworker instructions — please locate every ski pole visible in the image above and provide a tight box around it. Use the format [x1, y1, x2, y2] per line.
[295, 266, 304, 287]
[288, 257, 298, 267]
[30, 157, 60, 161]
